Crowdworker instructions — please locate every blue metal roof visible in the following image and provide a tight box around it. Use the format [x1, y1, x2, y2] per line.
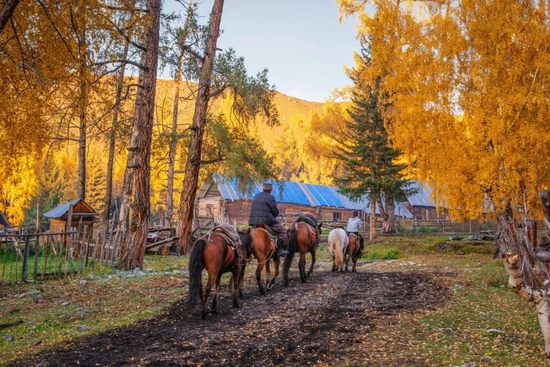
[272, 181, 311, 205]
[43, 198, 84, 218]
[213, 178, 414, 218]
[304, 183, 344, 207]
[406, 182, 435, 208]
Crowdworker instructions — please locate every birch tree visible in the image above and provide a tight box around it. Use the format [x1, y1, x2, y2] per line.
[338, 0, 550, 363]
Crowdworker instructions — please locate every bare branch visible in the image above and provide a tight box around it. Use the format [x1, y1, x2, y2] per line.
[95, 59, 147, 71]
[183, 45, 204, 63]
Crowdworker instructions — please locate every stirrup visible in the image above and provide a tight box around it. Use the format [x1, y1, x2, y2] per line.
[277, 249, 289, 256]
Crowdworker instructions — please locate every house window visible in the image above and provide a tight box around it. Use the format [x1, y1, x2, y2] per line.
[333, 212, 341, 222]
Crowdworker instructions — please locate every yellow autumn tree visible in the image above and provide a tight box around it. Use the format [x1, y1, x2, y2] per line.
[339, 0, 550, 363]
[306, 101, 352, 185]
[338, 0, 550, 220]
[0, 156, 37, 225]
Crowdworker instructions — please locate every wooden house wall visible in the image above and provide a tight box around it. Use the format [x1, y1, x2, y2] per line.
[197, 197, 362, 229]
[403, 204, 443, 221]
[195, 197, 227, 228]
[48, 217, 95, 234]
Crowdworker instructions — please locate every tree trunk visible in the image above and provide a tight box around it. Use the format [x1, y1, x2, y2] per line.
[77, 3, 87, 200]
[496, 191, 550, 365]
[165, 79, 179, 228]
[164, 0, 195, 229]
[502, 252, 550, 365]
[379, 194, 395, 233]
[176, 0, 224, 254]
[369, 195, 377, 240]
[0, 0, 20, 34]
[118, 0, 161, 270]
[103, 41, 129, 242]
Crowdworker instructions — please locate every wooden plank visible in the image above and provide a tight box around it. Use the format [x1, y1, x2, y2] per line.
[145, 236, 178, 249]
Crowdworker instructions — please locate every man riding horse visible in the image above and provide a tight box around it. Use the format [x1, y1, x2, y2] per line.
[248, 180, 289, 257]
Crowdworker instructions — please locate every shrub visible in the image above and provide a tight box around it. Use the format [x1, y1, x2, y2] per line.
[363, 248, 402, 260]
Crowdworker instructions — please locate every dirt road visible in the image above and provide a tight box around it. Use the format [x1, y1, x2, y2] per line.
[8, 261, 450, 367]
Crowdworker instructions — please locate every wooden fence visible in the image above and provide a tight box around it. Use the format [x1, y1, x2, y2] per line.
[0, 228, 99, 284]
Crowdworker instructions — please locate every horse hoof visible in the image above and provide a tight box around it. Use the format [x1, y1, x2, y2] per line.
[210, 309, 218, 315]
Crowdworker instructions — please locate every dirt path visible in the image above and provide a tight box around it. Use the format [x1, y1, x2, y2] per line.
[8, 262, 450, 367]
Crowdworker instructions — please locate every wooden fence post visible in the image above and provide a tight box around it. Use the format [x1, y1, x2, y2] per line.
[21, 235, 31, 282]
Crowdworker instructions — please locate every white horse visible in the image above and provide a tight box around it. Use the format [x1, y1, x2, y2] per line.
[328, 228, 349, 272]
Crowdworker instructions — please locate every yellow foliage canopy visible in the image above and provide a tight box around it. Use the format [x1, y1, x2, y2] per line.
[338, 0, 550, 220]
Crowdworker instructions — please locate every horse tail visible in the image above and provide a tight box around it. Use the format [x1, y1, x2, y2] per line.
[287, 225, 298, 255]
[334, 234, 344, 268]
[329, 229, 345, 268]
[282, 225, 298, 283]
[188, 239, 206, 307]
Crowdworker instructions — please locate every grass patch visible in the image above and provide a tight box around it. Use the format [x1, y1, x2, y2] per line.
[363, 246, 402, 260]
[0, 258, 187, 366]
[411, 261, 542, 365]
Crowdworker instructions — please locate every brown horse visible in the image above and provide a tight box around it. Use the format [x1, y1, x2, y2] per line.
[345, 233, 363, 272]
[187, 229, 252, 319]
[282, 219, 322, 286]
[250, 226, 281, 294]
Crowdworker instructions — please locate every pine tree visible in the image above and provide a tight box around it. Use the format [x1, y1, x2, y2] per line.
[334, 44, 410, 236]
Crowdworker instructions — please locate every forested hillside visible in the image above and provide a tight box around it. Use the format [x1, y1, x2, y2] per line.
[3, 77, 333, 227]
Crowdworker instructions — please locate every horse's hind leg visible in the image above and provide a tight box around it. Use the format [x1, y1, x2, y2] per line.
[201, 276, 214, 319]
[236, 267, 245, 299]
[298, 252, 307, 282]
[306, 249, 316, 279]
[231, 268, 240, 308]
[264, 261, 271, 290]
[331, 252, 336, 272]
[344, 255, 350, 272]
[210, 275, 222, 315]
[256, 261, 267, 295]
[268, 258, 280, 290]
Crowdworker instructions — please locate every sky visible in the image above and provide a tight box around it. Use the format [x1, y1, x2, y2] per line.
[163, 0, 360, 102]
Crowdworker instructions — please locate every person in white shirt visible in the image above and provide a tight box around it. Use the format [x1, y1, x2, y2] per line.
[346, 211, 364, 250]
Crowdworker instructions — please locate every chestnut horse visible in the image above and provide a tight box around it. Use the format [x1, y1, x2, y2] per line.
[345, 233, 363, 272]
[250, 226, 282, 294]
[282, 219, 322, 286]
[187, 229, 252, 319]
[328, 228, 349, 272]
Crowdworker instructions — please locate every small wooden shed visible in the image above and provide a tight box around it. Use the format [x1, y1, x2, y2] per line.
[43, 198, 98, 234]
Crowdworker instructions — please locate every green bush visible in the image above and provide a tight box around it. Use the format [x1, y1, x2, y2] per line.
[363, 247, 402, 260]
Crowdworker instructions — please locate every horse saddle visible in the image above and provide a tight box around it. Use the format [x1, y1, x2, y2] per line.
[253, 224, 277, 236]
[211, 226, 245, 258]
